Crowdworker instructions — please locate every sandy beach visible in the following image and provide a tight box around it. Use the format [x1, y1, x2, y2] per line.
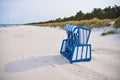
[0, 25, 120, 80]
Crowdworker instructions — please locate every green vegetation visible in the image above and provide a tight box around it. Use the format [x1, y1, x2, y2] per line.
[31, 18, 112, 28]
[28, 5, 120, 28]
[114, 17, 120, 28]
[101, 30, 116, 36]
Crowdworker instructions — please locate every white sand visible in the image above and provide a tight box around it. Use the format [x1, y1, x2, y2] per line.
[0, 25, 120, 80]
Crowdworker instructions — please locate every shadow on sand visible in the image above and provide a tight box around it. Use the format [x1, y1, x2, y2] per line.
[5, 54, 69, 73]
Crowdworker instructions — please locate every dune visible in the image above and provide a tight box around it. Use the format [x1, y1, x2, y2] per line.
[0, 25, 120, 80]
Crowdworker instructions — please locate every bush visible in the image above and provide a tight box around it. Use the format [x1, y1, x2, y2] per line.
[101, 30, 116, 36]
[114, 17, 120, 28]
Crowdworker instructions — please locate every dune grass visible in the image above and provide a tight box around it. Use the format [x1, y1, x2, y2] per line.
[114, 17, 120, 28]
[101, 30, 116, 36]
[31, 18, 113, 29]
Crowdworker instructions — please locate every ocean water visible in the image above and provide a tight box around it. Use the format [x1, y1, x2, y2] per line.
[0, 24, 23, 28]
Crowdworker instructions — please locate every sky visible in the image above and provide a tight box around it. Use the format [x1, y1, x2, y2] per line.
[0, 0, 120, 24]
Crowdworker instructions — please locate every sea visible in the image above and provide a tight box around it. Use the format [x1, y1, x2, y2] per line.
[0, 24, 23, 28]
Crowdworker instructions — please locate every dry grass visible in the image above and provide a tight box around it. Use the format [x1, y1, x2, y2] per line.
[31, 18, 113, 29]
[114, 17, 120, 28]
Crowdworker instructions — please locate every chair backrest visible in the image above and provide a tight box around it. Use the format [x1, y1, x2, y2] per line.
[78, 26, 91, 45]
[64, 24, 91, 45]
[64, 24, 77, 33]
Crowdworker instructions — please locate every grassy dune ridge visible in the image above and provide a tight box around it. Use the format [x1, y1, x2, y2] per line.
[30, 18, 113, 29]
[114, 17, 120, 28]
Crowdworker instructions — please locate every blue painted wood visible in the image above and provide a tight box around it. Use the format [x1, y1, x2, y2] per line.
[60, 24, 92, 63]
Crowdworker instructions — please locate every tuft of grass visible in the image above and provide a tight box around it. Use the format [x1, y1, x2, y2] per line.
[101, 30, 116, 36]
[114, 17, 120, 28]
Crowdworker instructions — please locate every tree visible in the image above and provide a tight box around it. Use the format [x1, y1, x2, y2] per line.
[114, 5, 120, 18]
[38, 5, 120, 23]
[84, 13, 92, 20]
[74, 11, 84, 20]
[91, 8, 103, 19]
[55, 18, 62, 22]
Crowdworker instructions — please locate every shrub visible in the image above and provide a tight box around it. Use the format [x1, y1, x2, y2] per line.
[101, 30, 116, 36]
[114, 17, 120, 28]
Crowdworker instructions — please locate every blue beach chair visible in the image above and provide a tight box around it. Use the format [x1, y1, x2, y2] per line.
[60, 24, 92, 63]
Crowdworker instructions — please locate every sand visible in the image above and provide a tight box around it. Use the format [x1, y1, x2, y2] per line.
[0, 25, 120, 80]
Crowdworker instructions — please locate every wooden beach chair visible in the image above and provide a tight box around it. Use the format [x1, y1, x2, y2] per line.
[60, 24, 92, 63]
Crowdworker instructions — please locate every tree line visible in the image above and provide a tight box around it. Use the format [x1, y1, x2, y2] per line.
[35, 5, 120, 24]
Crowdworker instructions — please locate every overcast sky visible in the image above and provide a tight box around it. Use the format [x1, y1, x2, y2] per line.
[0, 0, 120, 24]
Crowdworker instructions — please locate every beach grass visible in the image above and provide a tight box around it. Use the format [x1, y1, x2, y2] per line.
[101, 30, 116, 36]
[114, 17, 120, 28]
[31, 18, 113, 29]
